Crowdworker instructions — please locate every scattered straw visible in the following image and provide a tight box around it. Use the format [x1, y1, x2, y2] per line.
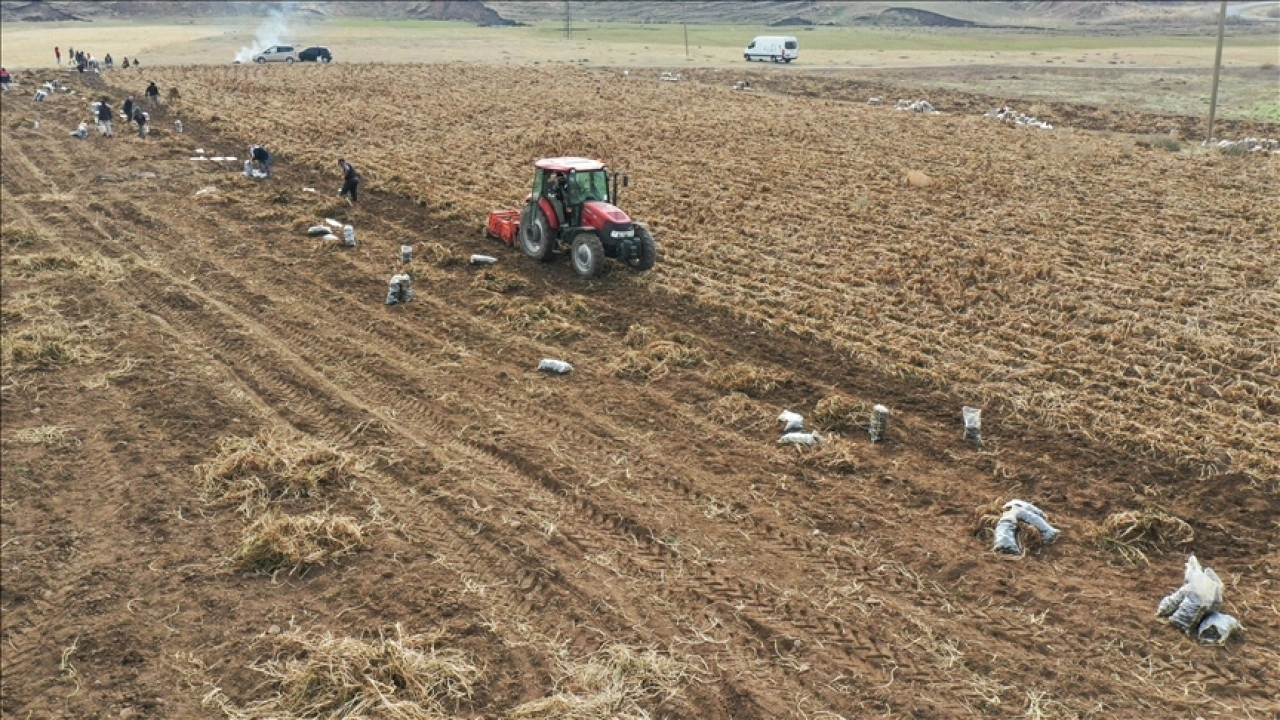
[797, 437, 862, 474]
[609, 336, 704, 382]
[1092, 508, 1194, 566]
[230, 510, 366, 573]
[707, 392, 766, 430]
[194, 428, 371, 518]
[227, 624, 479, 718]
[12, 424, 79, 447]
[708, 362, 783, 397]
[506, 643, 693, 720]
[813, 394, 867, 433]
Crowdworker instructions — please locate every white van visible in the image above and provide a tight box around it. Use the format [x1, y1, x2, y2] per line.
[744, 36, 798, 63]
[252, 45, 298, 63]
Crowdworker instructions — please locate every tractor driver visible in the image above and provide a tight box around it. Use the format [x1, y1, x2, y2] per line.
[548, 172, 570, 226]
[560, 171, 581, 226]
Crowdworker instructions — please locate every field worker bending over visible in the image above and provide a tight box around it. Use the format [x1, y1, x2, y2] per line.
[0, 68, 11, 94]
[337, 158, 360, 205]
[96, 97, 114, 138]
[132, 106, 148, 138]
[122, 96, 134, 122]
[249, 145, 274, 177]
[146, 81, 159, 108]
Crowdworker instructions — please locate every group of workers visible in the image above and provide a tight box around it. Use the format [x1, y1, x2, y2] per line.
[57, 46, 141, 73]
[242, 147, 360, 206]
[90, 82, 162, 139]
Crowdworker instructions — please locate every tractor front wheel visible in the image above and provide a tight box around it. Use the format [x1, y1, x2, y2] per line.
[520, 206, 553, 261]
[626, 226, 657, 272]
[571, 232, 605, 277]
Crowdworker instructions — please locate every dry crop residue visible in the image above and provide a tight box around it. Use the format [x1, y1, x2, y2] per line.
[1, 64, 1276, 719]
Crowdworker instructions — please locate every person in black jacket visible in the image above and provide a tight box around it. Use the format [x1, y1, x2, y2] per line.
[96, 97, 114, 138]
[122, 96, 134, 122]
[337, 158, 359, 205]
[249, 145, 274, 177]
[145, 81, 159, 108]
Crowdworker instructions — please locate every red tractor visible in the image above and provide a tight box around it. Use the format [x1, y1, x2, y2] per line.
[486, 157, 657, 277]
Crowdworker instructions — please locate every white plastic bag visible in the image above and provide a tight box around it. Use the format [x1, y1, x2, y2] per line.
[778, 431, 820, 446]
[385, 273, 412, 305]
[778, 410, 804, 433]
[1195, 612, 1240, 645]
[538, 358, 573, 375]
[962, 406, 982, 444]
[1157, 555, 1223, 636]
[992, 499, 1059, 554]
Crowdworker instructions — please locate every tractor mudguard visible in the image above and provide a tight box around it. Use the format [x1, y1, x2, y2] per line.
[537, 197, 560, 231]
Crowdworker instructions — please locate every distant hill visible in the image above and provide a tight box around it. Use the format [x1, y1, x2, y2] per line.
[0, 0, 1241, 27]
[485, 0, 1230, 28]
[0, 0, 521, 25]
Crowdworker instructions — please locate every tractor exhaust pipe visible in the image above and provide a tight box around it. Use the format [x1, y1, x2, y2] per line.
[610, 171, 629, 205]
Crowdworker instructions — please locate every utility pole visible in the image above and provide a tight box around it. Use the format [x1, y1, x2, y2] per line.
[564, 0, 572, 40]
[683, 1, 690, 58]
[1206, 0, 1227, 144]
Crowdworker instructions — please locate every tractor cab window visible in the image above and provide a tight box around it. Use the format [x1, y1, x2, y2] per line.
[570, 170, 609, 204]
[532, 170, 546, 197]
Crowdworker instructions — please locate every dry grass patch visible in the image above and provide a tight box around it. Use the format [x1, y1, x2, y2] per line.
[10, 254, 82, 276]
[475, 293, 592, 340]
[707, 392, 767, 431]
[11, 424, 79, 447]
[813, 394, 868, 433]
[797, 436, 862, 474]
[200, 624, 480, 718]
[1091, 507, 1194, 566]
[2, 250, 130, 282]
[471, 269, 528, 295]
[609, 331, 704, 382]
[1, 321, 99, 378]
[708, 362, 785, 398]
[195, 428, 372, 518]
[230, 510, 367, 573]
[1, 226, 45, 249]
[419, 241, 467, 268]
[506, 643, 694, 720]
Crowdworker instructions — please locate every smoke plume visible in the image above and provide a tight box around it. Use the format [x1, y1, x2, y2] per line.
[234, 5, 293, 63]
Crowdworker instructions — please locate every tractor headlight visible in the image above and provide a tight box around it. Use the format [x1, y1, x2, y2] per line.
[611, 229, 635, 239]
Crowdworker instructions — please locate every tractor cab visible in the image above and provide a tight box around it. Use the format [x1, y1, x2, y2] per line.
[513, 157, 657, 277]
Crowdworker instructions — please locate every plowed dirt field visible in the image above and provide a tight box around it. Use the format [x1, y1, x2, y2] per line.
[2, 64, 1277, 719]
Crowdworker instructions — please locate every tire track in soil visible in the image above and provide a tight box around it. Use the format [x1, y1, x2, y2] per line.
[0, 139, 927, 713]
[334, 226, 1271, 714]
[9, 107, 1270, 716]
[69, 203, 906, 715]
[124, 188, 1231, 718]
[10, 188, 756, 715]
[83, 199, 1128, 717]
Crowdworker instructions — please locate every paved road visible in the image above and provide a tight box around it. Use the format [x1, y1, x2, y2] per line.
[1227, 1, 1280, 19]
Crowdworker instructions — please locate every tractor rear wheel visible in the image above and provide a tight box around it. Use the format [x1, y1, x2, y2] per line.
[571, 232, 604, 277]
[626, 226, 657, 272]
[519, 206, 553, 261]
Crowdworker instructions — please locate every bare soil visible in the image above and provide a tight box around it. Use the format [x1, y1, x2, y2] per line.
[1, 66, 1277, 719]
